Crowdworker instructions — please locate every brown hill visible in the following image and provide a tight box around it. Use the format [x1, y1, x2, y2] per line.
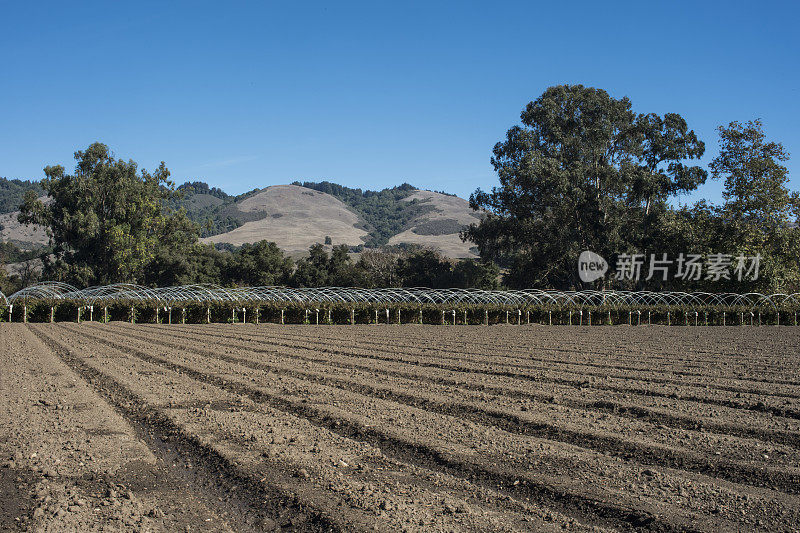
[200, 185, 369, 253]
[203, 185, 481, 258]
[388, 190, 481, 258]
[0, 210, 48, 249]
[1, 184, 483, 259]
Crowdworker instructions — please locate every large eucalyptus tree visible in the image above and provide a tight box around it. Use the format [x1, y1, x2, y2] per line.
[18, 143, 198, 286]
[464, 85, 706, 289]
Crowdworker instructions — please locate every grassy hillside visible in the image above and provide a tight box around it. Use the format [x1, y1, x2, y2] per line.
[175, 180, 479, 257]
[386, 189, 482, 258]
[294, 181, 436, 247]
[200, 185, 369, 253]
[175, 180, 439, 247]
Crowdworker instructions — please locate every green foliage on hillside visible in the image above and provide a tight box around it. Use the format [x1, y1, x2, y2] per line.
[177, 181, 230, 199]
[411, 218, 465, 236]
[0, 241, 47, 264]
[295, 181, 435, 246]
[170, 181, 263, 237]
[0, 177, 42, 214]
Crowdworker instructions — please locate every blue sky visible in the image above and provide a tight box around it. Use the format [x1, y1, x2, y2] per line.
[1, 0, 797, 203]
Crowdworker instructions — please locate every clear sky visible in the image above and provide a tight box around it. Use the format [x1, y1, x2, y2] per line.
[1, 0, 797, 203]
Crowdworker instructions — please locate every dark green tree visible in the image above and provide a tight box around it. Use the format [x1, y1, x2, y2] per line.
[397, 249, 454, 288]
[291, 244, 331, 287]
[464, 85, 706, 289]
[632, 113, 707, 215]
[18, 143, 199, 286]
[144, 244, 227, 287]
[708, 120, 800, 292]
[225, 241, 293, 286]
[326, 244, 358, 286]
[450, 259, 500, 290]
[710, 120, 798, 228]
[291, 243, 359, 287]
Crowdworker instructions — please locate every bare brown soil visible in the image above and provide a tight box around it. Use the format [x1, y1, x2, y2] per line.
[2, 323, 799, 531]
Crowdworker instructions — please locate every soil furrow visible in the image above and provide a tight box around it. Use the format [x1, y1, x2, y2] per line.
[132, 323, 800, 429]
[217, 323, 800, 376]
[12, 321, 799, 531]
[29, 325, 345, 532]
[40, 327, 608, 531]
[170, 324, 800, 404]
[244, 326, 800, 383]
[111, 323, 800, 448]
[64, 325, 711, 532]
[96, 323, 800, 492]
[65, 324, 799, 532]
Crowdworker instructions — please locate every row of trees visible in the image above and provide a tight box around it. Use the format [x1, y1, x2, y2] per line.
[466, 85, 798, 292]
[0, 239, 496, 295]
[5, 144, 496, 292]
[142, 240, 498, 290]
[4, 85, 797, 293]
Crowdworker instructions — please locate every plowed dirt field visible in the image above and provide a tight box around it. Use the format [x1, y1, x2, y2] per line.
[2, 323, 798, 532]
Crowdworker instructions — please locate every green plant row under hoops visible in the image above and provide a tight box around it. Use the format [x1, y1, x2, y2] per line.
[2, 283, 800, 325]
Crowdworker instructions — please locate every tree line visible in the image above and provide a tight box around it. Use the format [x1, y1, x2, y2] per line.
[2, 84, 797, 294]
[1, 142, 496, 294]
[465, 85, 798, 293]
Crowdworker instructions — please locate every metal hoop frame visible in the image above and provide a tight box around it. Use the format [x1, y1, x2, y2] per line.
[4, 283, 799, 314]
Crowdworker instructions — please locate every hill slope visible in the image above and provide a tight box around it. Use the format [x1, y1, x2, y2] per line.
[200, 185, 369, 253]
[0, 177, 481, 258]
[0, 210, 49, 249]
[295, 181, 430, 247]
[199, 183, 481, 258]
[388, 190, 481, 258]
[0, 178, 49, 249]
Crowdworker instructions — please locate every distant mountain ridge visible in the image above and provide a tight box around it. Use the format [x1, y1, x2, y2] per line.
[0, 177, 481, 258]
[192, 181, 480, 257]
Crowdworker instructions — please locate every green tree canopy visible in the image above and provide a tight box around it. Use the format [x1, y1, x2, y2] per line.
[396, 249, 455, 288]
[707, 120, 800, 292]
[710, 120, 799, 228]
[290, 243, 360, 287]
[464, 85, 706, 289]
[291, 244, 333, 287]
[225, 241, 293, 287]
[18, 143, 199, 286]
